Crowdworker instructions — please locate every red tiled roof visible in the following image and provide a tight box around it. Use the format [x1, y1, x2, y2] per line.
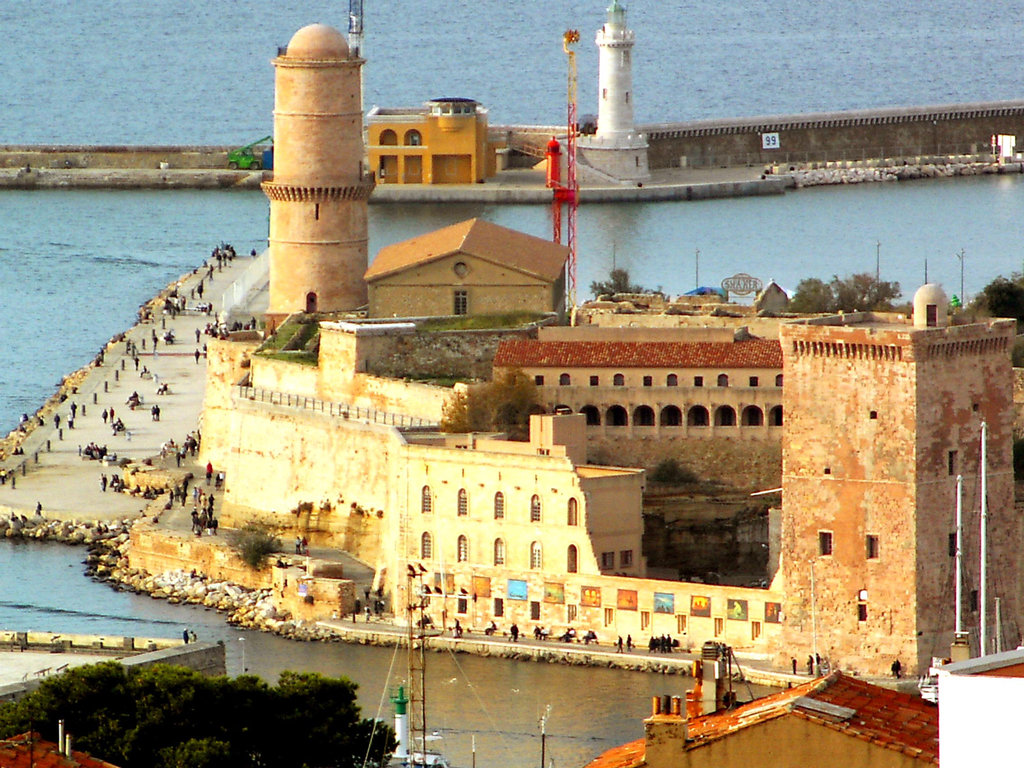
[493, 338, 783, 370]
[584, 673, 938, 768]
[0, 733, 122, 768]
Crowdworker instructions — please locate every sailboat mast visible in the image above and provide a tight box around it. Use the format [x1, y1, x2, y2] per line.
[980, 421, 988, 656]
[407, 569, 427, 765]
[955, 474, 963, 637]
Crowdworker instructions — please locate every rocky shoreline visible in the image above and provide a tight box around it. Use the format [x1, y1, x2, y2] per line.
[791, 159, 1024, 187]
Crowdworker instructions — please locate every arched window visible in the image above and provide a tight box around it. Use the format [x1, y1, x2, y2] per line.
[715, 405, 737, 426]
[567, 498, 579, 526]
[559, 373, 571, 386]
[379, 129, 398, 145]
[530, 494, 542, 523]
[457, 488, 468, 516]
[606, 405, 628, 426]
[404, 129, 422, 146]
[421, 486, 432, 514]
[494, 491, 505, 519]
[457, 535, 468, 562]
[769, 405, 784, 426]
[660, 405, 682, 426]
[305, 292, 318, 313]
[613, 373, 625, 386]
[717, 374, 729, 387]
[494, 538, 505, 565]
[421, 532, 433, 559]
[742, 406, 764, 426]
[633, 405, 655, 426]
[775, 374, 784, 387]
[687, 406, 709, 427]
[530, 541, 543, 569]
[666, 374, 678, 387]
[567, 545, 578, 573]
[581, 405, 601, 425]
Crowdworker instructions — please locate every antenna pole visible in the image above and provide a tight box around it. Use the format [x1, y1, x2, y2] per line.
[980, 421, 988, 656]
[955, 475, 963, 637]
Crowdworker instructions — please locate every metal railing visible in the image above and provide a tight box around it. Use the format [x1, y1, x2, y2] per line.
[235, 385, 436, 428]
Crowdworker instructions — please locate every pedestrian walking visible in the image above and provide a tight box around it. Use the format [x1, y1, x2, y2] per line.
[194, 348, 200, 364]
[102, 408, 108, 424]
[205, 462, 213, 485]
[100, 474, 107, 492]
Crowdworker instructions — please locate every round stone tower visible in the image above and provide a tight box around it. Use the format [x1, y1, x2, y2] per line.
[263, 23, 373, 322]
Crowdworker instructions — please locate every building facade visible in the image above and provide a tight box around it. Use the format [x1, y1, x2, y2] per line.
[367, 98, 495, 184]
[778, 285, 1020, 676]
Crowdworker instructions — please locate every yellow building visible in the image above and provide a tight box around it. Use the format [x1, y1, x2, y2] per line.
[367, 98, 495, 184]
[364, 218, 568, 318]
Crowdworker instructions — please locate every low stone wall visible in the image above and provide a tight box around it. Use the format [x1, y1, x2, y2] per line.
[791, 160, 1024, 187]
[0, 145, 230, 170]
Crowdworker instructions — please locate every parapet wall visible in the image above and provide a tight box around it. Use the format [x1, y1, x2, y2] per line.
[0, 145, 230, 170]
[129, 524, 273, 590]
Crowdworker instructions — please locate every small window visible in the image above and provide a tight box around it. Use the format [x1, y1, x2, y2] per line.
[857, 603, 868, 622]
[819, 531, 833, 556]
[775, 374, 783, 387]
[601, 551, 614, 569]
[457, 535, 468, 562]
[643, 376, 653, 387]
[613, 373, 625, 386]
[559, 373, 571, 386]
[589, 375, 599, 386]
[567, 498, 579, 526]
[970, 589, 979, 611]
[567, 604, 578, 622]
[752, 621, 761, 641]
[534, 375, 545, 385]
[749, 376, 759, 387]
[454, 289, 468, 315]
[404, 129, 422, 146]
[640, 611, 651, 631]
[948, 450, 958, 476]
[421, 532, 433, 559]
[717, 374, 729, 387]
[676, 615, 687, 634]
[949, 532, 957, 557]
[866, 535, 879, 559]
[530, 494, 542, 523]
[667, 374, 678, 387]
[530, 541, 542, 569]
[926, 304, 938, 327]
[567, 545, 578, 573]
[493, 538, 505, 565]
[421, 486, 432, 514]
[694, 376, 704, 387]
[870, 410, 878, 419]
[494, 597, 504, 617]
[824, 467, 831, 475]
[457, 488, 468, 516]
[530, 601, 541, 620]
[604, 607, 614, 627]
[620, 550, 633, 567]
[457, 597, 468, 614]
[714, 618, 724, 636]
[494, 492, 505, 519]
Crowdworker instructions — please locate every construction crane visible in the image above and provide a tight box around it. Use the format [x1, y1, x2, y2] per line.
[348, 0, 364, 58]
[546, 29, 580, 310]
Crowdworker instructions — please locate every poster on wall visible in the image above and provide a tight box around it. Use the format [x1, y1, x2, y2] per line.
[581, 586, 602, 607]
[653, 592, 675, 614]
[434, 572, 455, 595]
[764, 601, 782, 624]
[727, 599, 749, 621]
[507, 579, 528, 601]
[617, 589, 638, 611]
[690, 595, 711, 617]
[472, 575, 491, 599]
[544, 582, 565, 604]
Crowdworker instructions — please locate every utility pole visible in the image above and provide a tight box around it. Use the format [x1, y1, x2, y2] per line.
[955, 248, 965, 304]
[875, 240, 880, 283]
[695, 248, 700, 289]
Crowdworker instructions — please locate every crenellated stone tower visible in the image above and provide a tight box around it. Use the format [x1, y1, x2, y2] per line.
[263, 23, 373, 325]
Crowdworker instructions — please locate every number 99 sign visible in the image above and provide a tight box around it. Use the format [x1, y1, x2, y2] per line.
[761, 132, 780, 150]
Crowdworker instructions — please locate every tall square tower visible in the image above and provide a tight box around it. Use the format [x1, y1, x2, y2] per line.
[778, 285, 1019, 675]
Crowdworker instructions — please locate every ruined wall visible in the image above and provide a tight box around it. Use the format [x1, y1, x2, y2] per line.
[128, 524, 274, 590]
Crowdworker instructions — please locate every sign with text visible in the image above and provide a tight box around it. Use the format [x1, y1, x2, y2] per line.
[721, 273, 763, 296]
[761, 132, 780, 150]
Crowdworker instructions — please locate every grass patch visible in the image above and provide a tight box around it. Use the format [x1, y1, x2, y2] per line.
[418, 311, 548, 332]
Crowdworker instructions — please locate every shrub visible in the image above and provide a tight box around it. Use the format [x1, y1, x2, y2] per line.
[649, 458, 698, 484]
[229, 521, 281, 569]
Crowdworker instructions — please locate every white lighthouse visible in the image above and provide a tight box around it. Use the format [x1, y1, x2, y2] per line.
[578, 0, 650, 183]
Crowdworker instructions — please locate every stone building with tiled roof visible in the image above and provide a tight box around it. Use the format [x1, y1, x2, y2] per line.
[364, 218, 569, 318]
[586, 672, 938, 768]
[0, 732, 122, 768]
[493, 326, 784, 489]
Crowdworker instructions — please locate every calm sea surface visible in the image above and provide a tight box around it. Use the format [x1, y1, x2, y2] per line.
[1, 2, 1022, 764]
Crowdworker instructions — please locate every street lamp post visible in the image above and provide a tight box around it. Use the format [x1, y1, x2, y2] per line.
[694, 248, 700, 290]
[955, 249, 965, 305]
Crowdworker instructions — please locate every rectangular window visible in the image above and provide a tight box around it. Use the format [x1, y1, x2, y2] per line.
[534, 375, 545, 385]
[857, 603, 868, 622]
[530, 601, 541, 620]
[494, 597, 504, 617]
[676, 615, 687, 634]
[640, 611, 651, 630]
[589, 375, 599, 386]
[866, 535, 879, 559]
[752, 621, 762, 641]
[620, 550, 633, 567]
[643, 376, 653, 387]
[818, 531, 833, 556]
[457, 597, 468, 614]
[749, 376, 759, 387]
[714, 617, 723, 636]
[949, 532, 957, 557]
[601, 551, 615, 569]
[970, 590, 979, 611]
[693, 376, 704, 387]
[454, 290, 468, 315]
[604, 607, 614, 627]
[567, 604, 578, 622]
[948, 450, 958, 476]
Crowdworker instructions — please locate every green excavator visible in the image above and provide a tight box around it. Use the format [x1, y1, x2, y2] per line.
[227, 135, 273, 170]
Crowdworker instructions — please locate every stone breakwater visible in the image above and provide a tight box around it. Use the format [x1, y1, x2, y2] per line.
[791, 160, 1024, 187]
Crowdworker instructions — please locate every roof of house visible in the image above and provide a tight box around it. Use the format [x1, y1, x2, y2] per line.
[0, 733, 122, 768]
[493, 338, 783, 370]
[364, 218, 569, 283]
[584, 672, 938, 768]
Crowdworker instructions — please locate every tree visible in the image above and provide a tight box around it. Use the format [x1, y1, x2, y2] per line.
[228, 521, 282, 569]
[0, 663, 394, 768]
[589, 268, 653, 298]
[975, 276, 1024, 324]
[789, 273, 901, 313]
[440, 369, 539, 440]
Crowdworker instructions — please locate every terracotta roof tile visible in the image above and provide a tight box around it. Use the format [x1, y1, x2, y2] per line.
[582, 737, 646, 768]
[364, 218, 569, 282]
[0, 732, 122, 768]
[493, 339, 783, 370]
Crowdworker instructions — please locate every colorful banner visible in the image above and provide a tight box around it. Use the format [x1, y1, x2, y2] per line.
[727, 599, 749, 621]
[690, 595, 711, 617]
[617, 589, 638, 611]
[653, 592, 675, 614]
[507, 579, 528, 601]
[472, 575, 491, 599]
[764, 601, 782, 624]
[581, 586, 602, 607]
[544, 582, 565, 604]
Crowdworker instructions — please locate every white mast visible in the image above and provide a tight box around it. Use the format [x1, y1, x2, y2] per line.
[955, 474, 963, 637]
[980, 421, 988, 656]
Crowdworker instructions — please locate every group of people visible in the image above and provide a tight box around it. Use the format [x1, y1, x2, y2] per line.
[99, 473, 125, 493]
[647, 634, 679, 653]
[82, 442, 109, 460]
[190, 507, 218, 536]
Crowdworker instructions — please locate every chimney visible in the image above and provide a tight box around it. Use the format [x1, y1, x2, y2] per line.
[644, 694, 687, 766]
[64, 733, 72, 757]
[58, 720, 64, 755]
